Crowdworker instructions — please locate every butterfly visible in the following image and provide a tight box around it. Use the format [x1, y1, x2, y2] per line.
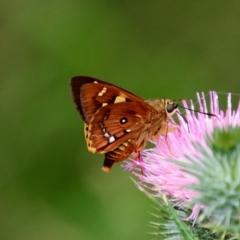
[70, 76, 179, 172]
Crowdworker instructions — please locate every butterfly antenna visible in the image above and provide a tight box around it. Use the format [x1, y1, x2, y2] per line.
[178, 105, 217, 118]
[189, 92, 210, 107]
[216, 91, 240, 96]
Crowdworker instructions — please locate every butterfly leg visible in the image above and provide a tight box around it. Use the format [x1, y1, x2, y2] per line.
[163, 124, 178, 157]
[166, 126, 179, 133]
[152, 122, 178, 156]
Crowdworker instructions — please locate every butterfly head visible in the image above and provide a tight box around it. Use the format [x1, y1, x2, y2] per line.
[165, 99, 178, 117]
[146, 98, 178, 118]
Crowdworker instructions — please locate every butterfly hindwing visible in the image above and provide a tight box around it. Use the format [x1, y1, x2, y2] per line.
[103, 139, 138, 172]
[86, 102, 152, 153]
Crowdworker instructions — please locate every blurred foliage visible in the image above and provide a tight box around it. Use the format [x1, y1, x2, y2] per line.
[1, 1, 240, 239]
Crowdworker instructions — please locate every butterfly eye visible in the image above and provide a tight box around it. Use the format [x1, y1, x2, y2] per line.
[120, 117, 128, 124]
[166, 103, 178, 113]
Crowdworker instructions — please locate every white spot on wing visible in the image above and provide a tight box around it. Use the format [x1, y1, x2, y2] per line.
[120, 117, 127, 124]
[109, 136, 115, 143]
[98, 87, 107, 96]
[104, 132, 110, 138]
[125, 129, 131, 133]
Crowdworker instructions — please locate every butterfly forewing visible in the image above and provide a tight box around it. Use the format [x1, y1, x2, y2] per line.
[71, 76, 148, 123]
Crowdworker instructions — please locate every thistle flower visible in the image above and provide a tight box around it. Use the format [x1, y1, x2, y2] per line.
[123, 91, 240, 237]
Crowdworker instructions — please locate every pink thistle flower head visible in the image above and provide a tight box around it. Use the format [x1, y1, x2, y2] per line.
[123, 91, 240, 229]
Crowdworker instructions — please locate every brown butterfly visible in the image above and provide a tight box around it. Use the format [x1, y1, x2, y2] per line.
[70, 76, 179, 172]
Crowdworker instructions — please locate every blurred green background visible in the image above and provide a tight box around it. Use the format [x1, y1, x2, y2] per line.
[1, 1, 240, 240]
